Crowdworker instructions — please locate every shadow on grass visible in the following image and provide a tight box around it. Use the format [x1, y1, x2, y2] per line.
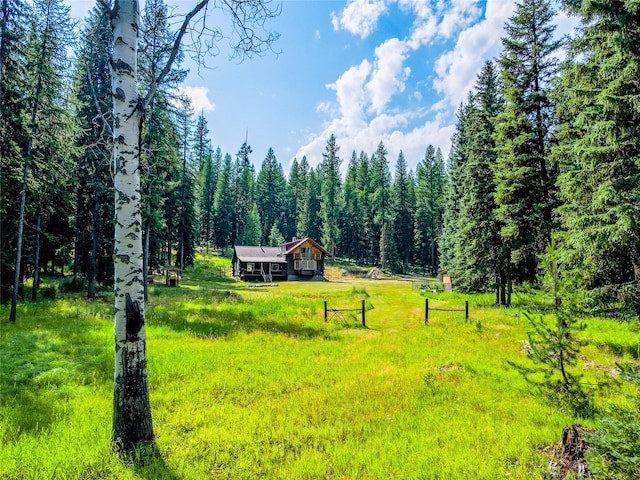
[599, 341, 640, 360]
[147, 286, 339, 341]
[149, 305, 339, 341]
[0, 300, 113, 441]
[123, 443, 180, 480]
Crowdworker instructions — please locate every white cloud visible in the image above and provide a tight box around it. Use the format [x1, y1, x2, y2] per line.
[406, 15, 439, 49]
[292, 0, 523, 174]
[397, 0, 432, 20]
[327, 59, 372, 131]
[366, 38, 411, 115]
[331, 0, 388, 39]
[438, 0, 482, 39]
[292, 112, 454, 176]
[175, 86, 216, 113]
[433, 0, 514, 110]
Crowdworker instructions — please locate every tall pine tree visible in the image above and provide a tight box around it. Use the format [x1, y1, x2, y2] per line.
[455, 61, 507, 298]
[555, 0, 640, 298]
[392, 150, 413, 272]
[319, 133, 342, 259]
[494, 0, 561, 284]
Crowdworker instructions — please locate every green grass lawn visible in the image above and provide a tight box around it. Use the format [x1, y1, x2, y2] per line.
[1, 254, 638, 479]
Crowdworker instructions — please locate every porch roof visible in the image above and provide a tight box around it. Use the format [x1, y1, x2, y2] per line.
[234, 246, 287, 264]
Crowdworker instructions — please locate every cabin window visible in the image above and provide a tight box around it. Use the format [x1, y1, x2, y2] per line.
[294, 260, 301, 270]
[302, 260, 316, 270]
[300, 246, 312, 258]
[246, 262, 254, 272]
[271, 263, 280, 272]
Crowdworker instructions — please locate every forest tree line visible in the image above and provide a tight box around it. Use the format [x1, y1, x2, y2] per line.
[1, 0, 639, 315]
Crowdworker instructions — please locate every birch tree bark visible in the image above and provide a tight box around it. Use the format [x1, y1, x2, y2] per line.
[110, 0, 153, 449]
[109, 0, 279, 450]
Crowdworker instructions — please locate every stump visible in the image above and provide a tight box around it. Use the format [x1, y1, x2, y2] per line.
[545, 424, 595, 479]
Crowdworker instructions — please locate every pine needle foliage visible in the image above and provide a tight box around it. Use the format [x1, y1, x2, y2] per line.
[587, 364, 640, 479]
[509, 238, 594, 418]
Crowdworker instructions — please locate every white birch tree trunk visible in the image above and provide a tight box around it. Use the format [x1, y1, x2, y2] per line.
[110, 0, 154, 450]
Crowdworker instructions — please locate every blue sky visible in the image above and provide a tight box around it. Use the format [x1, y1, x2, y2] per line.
[67, 0, 576, 175]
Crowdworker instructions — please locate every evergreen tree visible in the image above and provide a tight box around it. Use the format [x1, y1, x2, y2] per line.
[415, 145, 446, 274]
[173, 95, 197, 270]
[439, 103, 472, 277]
[356, 151, 373, 263]
[319, 133, 342, 259]
[256, 147, 286, 244]
[455, 61, 507, 297]
[139, 0, 187, 293]
[237, 203, 262, 246]
[233, 141, 254, 245]
[294, 156, 310, 238]
[73, 0, 114, 298]
[198, 140, 219, 252]
[212, 153, 234, 251]
[370, 141, 393, 268]
[285, 157, 305, 241]
[392, 150, 413, 272]
[554, 0, 640, 300]
[494, 0, 561, 284]
[509, 238, 593, 417]
[145, 94, 181, 268]
[139, 0, 186, 90]
[299, 166, 322, 241]
[268, 223, 285, 246]
[0, 0, 29, 303]
[341, 150, 361, 261]
[9, 0, 75, 321]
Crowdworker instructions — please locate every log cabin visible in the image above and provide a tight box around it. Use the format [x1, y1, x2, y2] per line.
[232, 238, 329, 281]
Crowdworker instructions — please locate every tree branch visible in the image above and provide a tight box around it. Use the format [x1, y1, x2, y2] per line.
[141, 0, 210, 110]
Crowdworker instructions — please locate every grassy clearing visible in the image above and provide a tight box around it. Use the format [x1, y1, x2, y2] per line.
[1, 253, 638, 479]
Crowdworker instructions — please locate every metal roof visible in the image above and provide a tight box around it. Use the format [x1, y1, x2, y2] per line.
[234, 245, 287, 263]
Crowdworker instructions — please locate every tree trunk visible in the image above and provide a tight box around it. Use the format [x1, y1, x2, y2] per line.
[88, 196, 99, 298]
[73, 210, 80, 278]
[110, 0, 154, 450]
[143, 216, 150, 302]
[9, 126, 31, 323]
[167, 235, 172, 266]
[32, 211, 41, 301]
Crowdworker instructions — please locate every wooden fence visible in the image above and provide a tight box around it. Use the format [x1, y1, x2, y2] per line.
[424, 299, 468, 324]
[324, 300, 366, 326]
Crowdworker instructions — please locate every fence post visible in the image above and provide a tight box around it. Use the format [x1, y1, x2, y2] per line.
[362, 299, 366, 327]
[465, 300, 469, 321]
[324, 300, 328, 322]
[425, 298, 429, 325]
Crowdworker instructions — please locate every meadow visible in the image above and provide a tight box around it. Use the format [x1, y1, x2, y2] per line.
[1, 254, 638, 479]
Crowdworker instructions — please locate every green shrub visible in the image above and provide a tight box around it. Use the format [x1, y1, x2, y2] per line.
[587, 365, 640, 479]
[59, 277, 87, 294]
[41, 285, 58, 299]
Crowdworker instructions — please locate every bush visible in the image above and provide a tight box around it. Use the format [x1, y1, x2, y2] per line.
[41, 286, 58, 299]
[587, 365, 640, 478]
[59, 277, 87, 294]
